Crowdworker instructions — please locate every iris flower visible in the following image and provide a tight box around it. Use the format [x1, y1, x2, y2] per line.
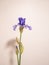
[13, 17, 32, 31]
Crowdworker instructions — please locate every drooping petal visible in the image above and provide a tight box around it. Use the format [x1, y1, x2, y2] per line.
[13, 23, 19, 31]
[24, 25, 32, 30]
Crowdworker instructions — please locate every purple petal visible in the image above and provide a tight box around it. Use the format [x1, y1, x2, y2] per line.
[13, 24, 19, 31]
[18, 17, 26, 26]
[24, 25, 32, 30]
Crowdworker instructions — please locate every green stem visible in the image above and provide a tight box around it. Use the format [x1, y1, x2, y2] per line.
[18, 32, 22, 65]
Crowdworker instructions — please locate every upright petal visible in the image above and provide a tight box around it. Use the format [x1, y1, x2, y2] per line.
[18, 17, 26, 26]
[24, 25, 32, 30]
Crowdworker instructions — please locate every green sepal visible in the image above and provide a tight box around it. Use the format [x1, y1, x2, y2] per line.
[19, 43, 24, 54]
[19, 26, 24, 33]
[16, 48, 19, 55]
[16, 37, 20, 44]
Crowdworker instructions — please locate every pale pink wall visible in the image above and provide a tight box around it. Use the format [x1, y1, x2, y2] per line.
[0, 0, 49, 65]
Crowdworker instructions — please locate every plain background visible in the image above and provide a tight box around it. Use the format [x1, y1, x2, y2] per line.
[0, 0, 49, 65]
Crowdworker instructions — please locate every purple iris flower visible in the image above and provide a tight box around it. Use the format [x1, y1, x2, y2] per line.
[13, 17, 32, 31]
